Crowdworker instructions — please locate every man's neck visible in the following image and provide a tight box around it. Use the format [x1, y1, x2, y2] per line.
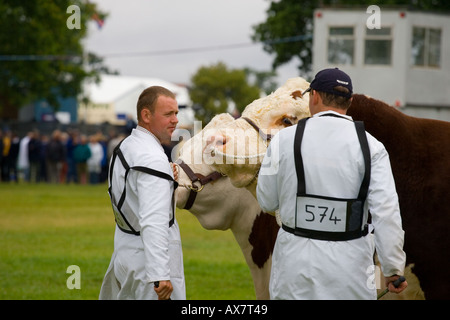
[136, 125, 161, 144]
[313, 105, 347, 115]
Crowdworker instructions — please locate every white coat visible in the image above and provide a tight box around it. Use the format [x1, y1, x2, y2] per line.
[99, 126, 185, 300]
[87, 142, 104, 174]
[257, 111, 406, 300]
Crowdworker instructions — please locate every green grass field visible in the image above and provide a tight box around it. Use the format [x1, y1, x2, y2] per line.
[0, 183, 255, 300]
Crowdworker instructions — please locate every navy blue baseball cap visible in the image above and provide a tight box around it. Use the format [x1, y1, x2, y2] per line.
[303, 68, 353, 98]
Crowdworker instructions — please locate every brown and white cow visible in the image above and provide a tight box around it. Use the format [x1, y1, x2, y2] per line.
[174, 78, 310, 299]
[175, 113, 276, 299]
[204, 91, 448, 299]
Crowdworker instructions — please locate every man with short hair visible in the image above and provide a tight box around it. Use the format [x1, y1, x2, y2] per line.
[100, 86, 185, 300]
[257, 68, 407, 299]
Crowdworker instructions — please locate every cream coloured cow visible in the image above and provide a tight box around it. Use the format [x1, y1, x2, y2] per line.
[175, 113, 275, 299]
[174, 78, 310, 299]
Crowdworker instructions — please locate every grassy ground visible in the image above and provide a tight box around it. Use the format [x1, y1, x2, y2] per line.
[0, 183, 255, 300]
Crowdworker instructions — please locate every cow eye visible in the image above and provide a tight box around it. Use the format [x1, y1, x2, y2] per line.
[282, 118, 293, 126]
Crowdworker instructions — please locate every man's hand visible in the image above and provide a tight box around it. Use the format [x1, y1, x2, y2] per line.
[171, 162, 179, 181]
[154, 280, 173, 300]
[385, 275, 408, 294]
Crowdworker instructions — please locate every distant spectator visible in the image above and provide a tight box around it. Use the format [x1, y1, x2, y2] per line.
[87, 134, 104, 184]
[65, 129, 79, 184]
[73, 135, 91, 184]
[18, 131, 32, 182]
[59, 131, 69, 183]
[46, 130, 65, 183]
[125, 114, 137, 135]
[8, 132, 20, 182]
[39, 135, 49, 182]
[28, 131, 42, 183]
[107, 130, 124, 160]
[98, 133, 108, 183]
[0, 130, 3, 181]
[1, 130, 11, 181]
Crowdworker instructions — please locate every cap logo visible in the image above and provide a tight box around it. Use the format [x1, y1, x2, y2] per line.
[336, 79, 349, 85]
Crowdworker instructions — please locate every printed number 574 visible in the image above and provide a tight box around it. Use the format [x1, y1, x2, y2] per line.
[305, 205, 341, 224]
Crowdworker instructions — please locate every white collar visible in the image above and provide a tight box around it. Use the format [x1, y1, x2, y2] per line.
[313, 110, 353, 121]
[136, 125, 162, 146]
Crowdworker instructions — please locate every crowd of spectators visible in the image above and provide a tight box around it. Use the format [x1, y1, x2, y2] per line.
[0, 128, 126, 184]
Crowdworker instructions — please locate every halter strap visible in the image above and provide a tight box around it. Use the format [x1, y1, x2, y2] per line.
[175, 158, 223, 210]
[241, 117, 273, 142]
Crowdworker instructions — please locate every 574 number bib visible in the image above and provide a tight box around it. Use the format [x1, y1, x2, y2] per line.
[296, 196, 347, 233]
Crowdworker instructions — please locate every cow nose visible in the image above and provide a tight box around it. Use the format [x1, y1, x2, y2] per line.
[204, 134, 228, 158]
[215, 135, 227, 146]
[207, 135, 227, 147]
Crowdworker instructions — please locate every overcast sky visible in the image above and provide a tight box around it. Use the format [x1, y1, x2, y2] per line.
[83, 0, 301, 86]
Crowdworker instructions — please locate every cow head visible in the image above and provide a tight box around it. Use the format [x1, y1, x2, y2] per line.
[203, 77, 311, 194]
[175, 113, 244, 229]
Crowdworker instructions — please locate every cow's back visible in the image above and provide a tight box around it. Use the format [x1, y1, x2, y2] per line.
[348, 94, 450, 299]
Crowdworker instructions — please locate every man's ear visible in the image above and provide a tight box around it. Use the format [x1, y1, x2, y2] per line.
[141, 108, 151, 124]
[311, 90, 319, 105]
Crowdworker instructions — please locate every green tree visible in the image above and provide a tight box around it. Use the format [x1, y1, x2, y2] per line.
[190, 62, 263, 125]
[244, 68, 278, 96]
[0, 0, 113, 119]
[252, 0, 450, 76]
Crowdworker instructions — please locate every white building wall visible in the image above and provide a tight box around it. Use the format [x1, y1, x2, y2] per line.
[405, 12, 450, 108]
[312, 8, 450, 121]
[313, 9, 409, 106]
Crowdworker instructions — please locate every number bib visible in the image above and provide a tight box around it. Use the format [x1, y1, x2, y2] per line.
[296, 196, 347, 233]
[282, 116, 371, 241]
[289, 195, 367, 241]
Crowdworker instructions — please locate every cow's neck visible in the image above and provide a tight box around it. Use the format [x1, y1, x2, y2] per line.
[347, 94, 421, 218]
[347, 95, 420, 180]
[246, 179, 257, 198]
[228, 204, 272, 300]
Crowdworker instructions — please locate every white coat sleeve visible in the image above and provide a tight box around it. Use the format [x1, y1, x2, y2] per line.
[256, 133, 280, 213]
[367, 142, 406, 277]
[135, 158, 173, 282]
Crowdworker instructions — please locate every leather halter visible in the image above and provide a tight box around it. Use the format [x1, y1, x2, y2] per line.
[241, 117, 273, 143]
[175, 158, 223, 210]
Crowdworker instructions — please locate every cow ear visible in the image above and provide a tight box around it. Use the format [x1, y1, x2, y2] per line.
[291, 90, 302, 100]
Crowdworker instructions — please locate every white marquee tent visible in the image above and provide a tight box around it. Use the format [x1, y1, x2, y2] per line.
[79, 74, 195, 128]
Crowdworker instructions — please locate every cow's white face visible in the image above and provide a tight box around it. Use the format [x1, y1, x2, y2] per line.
[175, 113, 244, 230]
[203, 77, 311, 192]
[175, 113, 234, 208]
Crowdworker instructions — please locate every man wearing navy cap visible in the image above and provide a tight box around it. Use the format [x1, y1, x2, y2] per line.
[257, 68, 408, 299]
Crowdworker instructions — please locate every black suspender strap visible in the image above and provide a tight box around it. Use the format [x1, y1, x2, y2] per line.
[130, 166, 178, 228]
[287, 114, 372, 241]
[293, 117, 310, 196]
[131, 166, 178, 190]
[108, 140, 177, 235]
[293, 115, 371, 201]
[354, 121, 371, 200]
[107, 139, 124, 200]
